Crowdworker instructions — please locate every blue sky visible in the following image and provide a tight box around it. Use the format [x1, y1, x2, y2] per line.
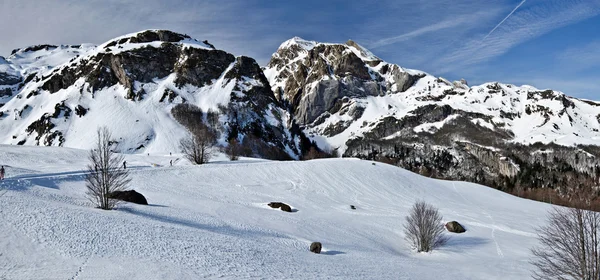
[1, 0, 599, 99]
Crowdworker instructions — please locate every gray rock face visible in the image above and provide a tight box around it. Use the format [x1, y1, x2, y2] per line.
[266, 38, 424, 127]
[0, 73, 21, 85]
[388, 65, 425, 92]
[40, 41, 234, 96]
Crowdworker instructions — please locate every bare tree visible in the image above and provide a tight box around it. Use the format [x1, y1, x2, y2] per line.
[531, 206, 600, 280]
[85, 127, 131, 210]
[180, 124, 216, 165]
[404, 201, 448, 252]
[225, 138, 241, 161]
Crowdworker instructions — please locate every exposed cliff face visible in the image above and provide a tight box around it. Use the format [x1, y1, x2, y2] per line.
[0, 30, 305, 159]
[265, 37, 600, 200]
[264, 38, 424, 126]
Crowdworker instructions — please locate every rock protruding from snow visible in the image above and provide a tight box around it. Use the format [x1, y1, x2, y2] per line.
[445, 221, 466, 233]
[310, 242, 322, 254]
[108, 190, 148, 205]
[268, 202, 292, 212]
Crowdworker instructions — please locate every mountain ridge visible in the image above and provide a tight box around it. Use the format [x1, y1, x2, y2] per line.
[2, 29, 600, 203]
[263, 35, 600, 203]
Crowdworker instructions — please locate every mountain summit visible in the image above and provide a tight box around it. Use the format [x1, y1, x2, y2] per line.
[0, 30, 306, 158]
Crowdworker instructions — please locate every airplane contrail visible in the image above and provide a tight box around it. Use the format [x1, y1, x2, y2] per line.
[483, 0, 527, 40]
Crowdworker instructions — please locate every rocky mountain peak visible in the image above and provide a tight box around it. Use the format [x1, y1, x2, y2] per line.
[0, 30, 308, 160]
[265, 37, 425, 126]
[101, 30, 214, 50]
[10, 44, 59, 56]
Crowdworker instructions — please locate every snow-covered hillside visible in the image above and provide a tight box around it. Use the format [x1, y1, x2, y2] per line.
[0, 145, 550, 279]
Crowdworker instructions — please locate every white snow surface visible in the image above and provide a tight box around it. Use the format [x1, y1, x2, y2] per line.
[0, 145, 552, 279]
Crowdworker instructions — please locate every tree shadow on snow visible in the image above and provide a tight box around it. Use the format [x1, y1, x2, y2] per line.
[118, 206, 289, 240]
[441, 236, 490, 253]
[3, 166, 152, 191]
[2, 170, 88, 191]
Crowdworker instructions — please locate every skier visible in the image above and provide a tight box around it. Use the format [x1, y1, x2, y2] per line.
[0, 166, 4, 180]
[123, 161, 127, 170]
[170, 160, 173, 167]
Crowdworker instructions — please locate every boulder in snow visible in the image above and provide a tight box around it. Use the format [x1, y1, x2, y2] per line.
[108, 190, 148, 205]
[445, 221, 466, 233]
[310, 242, 322, 254]
[280, 204, 292, 212]
[268, 202, 293, 212]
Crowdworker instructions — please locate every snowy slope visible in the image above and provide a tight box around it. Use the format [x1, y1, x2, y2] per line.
[0, 145, 550, 279]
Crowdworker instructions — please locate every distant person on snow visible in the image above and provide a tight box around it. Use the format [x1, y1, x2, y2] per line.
[123, 161, 127, 170]
[0, 166, 4, 180]
[170, 160, 173, 167]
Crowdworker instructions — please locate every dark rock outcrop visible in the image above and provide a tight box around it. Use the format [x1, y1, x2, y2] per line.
[268, 202, 292, 212]
[0, 73, 21, 85]
[445, 221, 466, 233]
[40, 31, 235, 95]
[268, 202, 285, 209]
[310, 242, 322, 254]
[11, 44, 58, 55]
[280, 204, 292, 212]
[108, 190, 148, 205]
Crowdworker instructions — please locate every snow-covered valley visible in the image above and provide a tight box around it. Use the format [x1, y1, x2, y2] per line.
[0, 145, 550, 279]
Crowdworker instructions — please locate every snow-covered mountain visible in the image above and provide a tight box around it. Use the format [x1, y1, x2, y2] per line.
[0, 30, 306, 159]
[3, 30, 600, 199]
[0, 145, 551, 279]
[264, 37, 600, 198]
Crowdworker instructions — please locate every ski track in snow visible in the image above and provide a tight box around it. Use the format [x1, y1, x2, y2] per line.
[452, 182, 504, 258]
[0, 145, 553, 279]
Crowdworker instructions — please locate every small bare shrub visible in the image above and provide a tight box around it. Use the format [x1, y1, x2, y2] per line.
[404, 201, 448, 252]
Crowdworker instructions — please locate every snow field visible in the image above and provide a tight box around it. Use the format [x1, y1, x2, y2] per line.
[0, 145, 550, 279]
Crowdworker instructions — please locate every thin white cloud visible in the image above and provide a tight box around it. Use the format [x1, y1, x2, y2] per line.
[0, 0, 281, 61]
[557, 41, 600, 72]
[369, 17, 474, 49]
[435, 0, 600, 73]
